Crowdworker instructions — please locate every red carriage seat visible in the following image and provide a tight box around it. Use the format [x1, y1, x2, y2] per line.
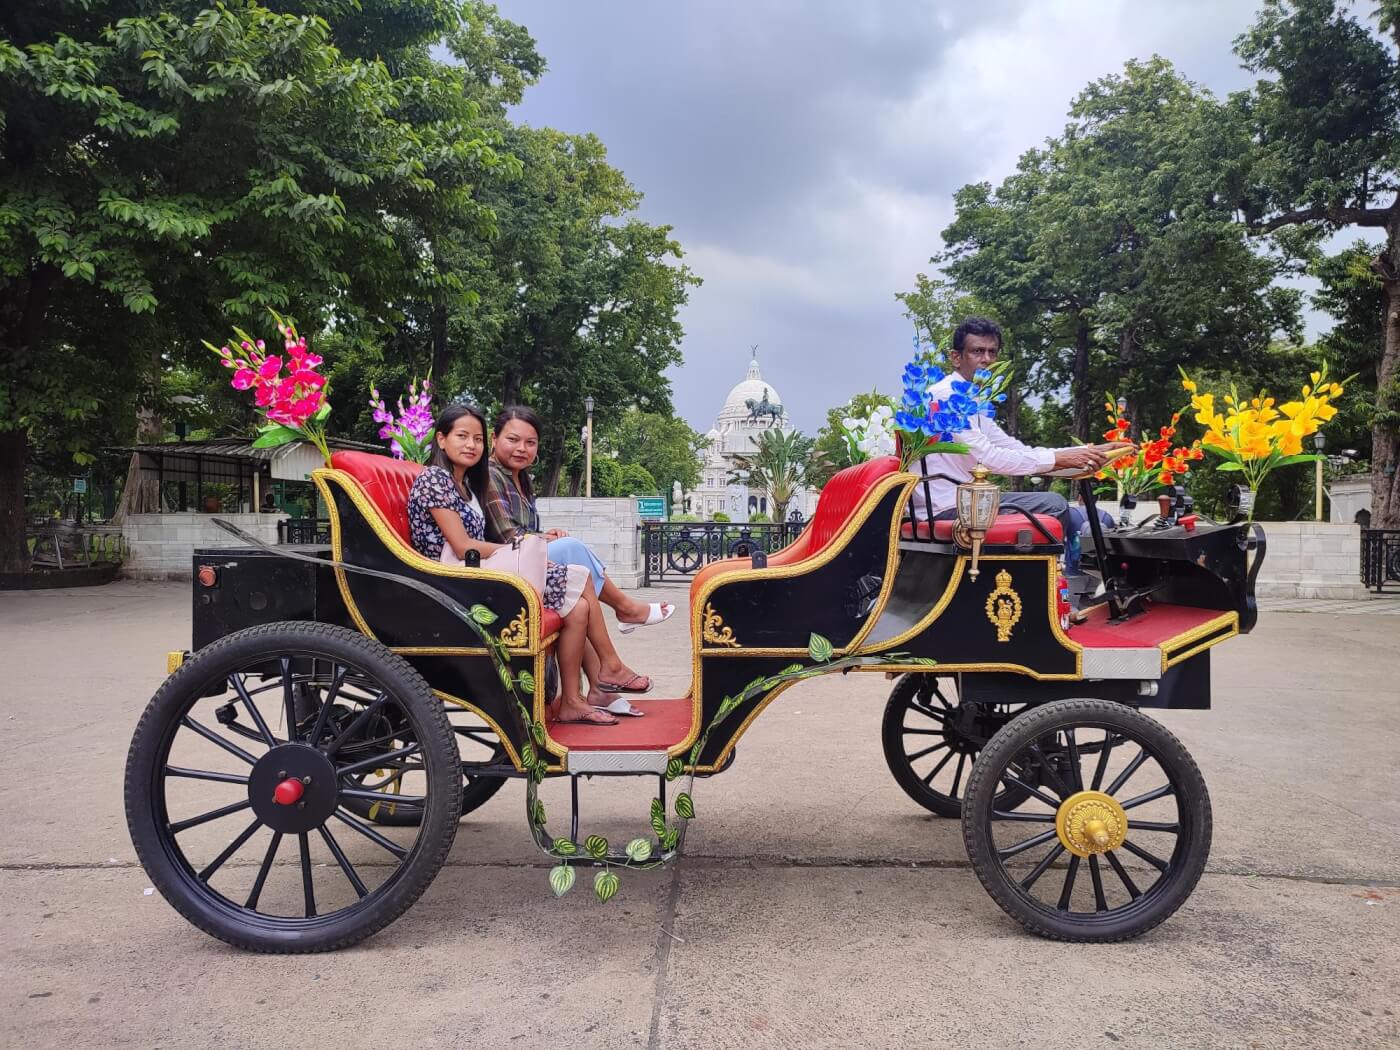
[688, 455, 902, 603]
[900, 514, 1063, 544]
[329, 450, 562, 640]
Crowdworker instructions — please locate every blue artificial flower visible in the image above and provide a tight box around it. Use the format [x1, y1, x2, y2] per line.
[894, 410, 921, 431]
[974, 368, 992, 382]
[950, 378, 974, 396]
[946, 392, 977, 417]
[920, 418, 941, 437]
[993, 393, 1007, 403]
[926, 366, 945, 385]
[901, 389, 923, 410]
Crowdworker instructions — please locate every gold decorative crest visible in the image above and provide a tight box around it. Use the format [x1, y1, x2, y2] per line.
[702, 603, 740, 648]
[499, 609, 529, 647]
[984, 568, 1023, 643]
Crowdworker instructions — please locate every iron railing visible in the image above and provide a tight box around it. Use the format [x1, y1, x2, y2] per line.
[1360, 528, 1400, 593]
[278, 518, 331, 545]
[641, 521, 804, 585]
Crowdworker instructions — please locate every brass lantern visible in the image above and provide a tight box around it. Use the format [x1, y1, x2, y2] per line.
[953, 464, 1001, 580]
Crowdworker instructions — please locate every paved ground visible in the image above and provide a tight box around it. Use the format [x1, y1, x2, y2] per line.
[2, 580, 1398, 1049]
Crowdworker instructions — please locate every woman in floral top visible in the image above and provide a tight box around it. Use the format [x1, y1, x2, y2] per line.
[407, 404, 617, 726]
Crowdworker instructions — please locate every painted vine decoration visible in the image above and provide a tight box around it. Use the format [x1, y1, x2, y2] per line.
[456, 603, 934, 902]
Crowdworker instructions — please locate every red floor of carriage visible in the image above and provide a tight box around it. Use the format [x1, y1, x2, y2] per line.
[1068, 602, 1232, 649]
[547, 696, 694, 751]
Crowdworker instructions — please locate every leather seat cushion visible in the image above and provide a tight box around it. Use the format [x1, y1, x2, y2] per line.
[900, 513, 1064, 544]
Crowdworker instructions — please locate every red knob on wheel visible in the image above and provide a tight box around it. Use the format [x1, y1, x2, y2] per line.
[273, 777, 305, 805]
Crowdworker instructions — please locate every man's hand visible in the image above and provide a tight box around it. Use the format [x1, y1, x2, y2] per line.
[1053, 447, 1108, 471]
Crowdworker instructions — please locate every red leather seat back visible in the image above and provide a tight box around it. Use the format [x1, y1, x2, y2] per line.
[803, 455, 901, 551]
[330, 450, 422, 544]
[900, 514, 1064, 544]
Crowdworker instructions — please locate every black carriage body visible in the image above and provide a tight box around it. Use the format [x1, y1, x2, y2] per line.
[191, 545, 350, 651]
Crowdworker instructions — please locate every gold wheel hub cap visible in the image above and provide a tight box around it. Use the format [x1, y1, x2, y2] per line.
[1055, 790, 1128, 857]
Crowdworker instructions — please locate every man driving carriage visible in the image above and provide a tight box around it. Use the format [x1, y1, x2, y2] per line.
[909, 317, 1129, 561]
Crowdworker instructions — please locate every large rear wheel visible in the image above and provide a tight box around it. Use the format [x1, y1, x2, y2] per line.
[125, 623, 462, 953]
[961, 698, 1211, 942]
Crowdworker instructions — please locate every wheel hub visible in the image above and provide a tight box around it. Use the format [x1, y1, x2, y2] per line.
[249, 743, 339, 833]
[1055, 790, 1128, 857]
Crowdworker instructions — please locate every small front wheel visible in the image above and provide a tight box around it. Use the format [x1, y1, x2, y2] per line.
[961, 699, 1211, 942]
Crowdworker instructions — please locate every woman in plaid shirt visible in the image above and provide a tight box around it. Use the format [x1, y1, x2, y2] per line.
[486, 405, 675, 695]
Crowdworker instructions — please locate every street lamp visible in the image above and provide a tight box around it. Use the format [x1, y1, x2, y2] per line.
[1313, 430, 1326, 522]
[584, 396, 595, 499]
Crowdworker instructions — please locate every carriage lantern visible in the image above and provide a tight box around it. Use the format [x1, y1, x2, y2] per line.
[954, 463, 1000, 580]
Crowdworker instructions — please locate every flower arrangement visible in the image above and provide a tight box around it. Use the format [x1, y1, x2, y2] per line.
[1179, 364, 1348, 518]
[1095, 394, 1203, 496]
[369, 376, 435, 463]
[839, 400, 897, 462]
[206, 313, 331, 464]
[892, 337, 1009, 471]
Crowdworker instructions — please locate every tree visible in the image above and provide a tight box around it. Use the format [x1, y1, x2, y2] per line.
[596, 407, 704, 500]
[1232, 0, 1400, 525]
[0, 0, 504, 569]
[731, 428, 814, 522]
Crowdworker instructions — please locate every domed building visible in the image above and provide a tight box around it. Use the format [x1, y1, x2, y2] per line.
[683, 352, 817, 522]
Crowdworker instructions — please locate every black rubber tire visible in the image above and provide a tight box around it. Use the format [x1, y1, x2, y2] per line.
[880, 674, 1030, 818]
[125, 622, 462, 953]
[961, 698, 1211, 943]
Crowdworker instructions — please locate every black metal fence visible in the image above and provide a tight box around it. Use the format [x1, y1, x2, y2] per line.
[1360, 528, 1400, 593]
[278, 518, 331, 545]
[641, 521, 804, 585]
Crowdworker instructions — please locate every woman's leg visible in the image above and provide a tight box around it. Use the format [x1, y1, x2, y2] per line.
[550, 536, 668, 625]
[577, 585, 649, 690]
[553, 601, 615, 723]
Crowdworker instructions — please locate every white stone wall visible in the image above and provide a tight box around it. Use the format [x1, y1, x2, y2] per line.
[536, 497, 643, 589]
[122, 512, 286, 580]
[1253, 521, 1369, 600]
[1329, 478, 1372, 525]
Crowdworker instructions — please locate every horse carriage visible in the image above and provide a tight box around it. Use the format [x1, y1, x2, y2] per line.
[124, 450, 1264, 952]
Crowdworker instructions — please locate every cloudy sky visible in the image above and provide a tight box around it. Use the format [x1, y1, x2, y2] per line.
[498, 0, 1346, 435]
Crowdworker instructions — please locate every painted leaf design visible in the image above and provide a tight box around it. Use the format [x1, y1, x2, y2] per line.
[470, 604, 498, 625]
[808, 633, 833, 663]
[675, 792, 695, 819]
[661, 827, 680, 850]
[650, 798, 665, 822]
[651, 813, 668, 836]
[665, 758, 684, 781]
[497, 665, 513, 690]
[518, 670, 536, 693]
[780, 663, 803, 676]
[531, 798, 546, 825]
[549, 863, 576, 897]
[552, 837, 578, 855]
[594, 869, 619, 903]
[531, 721, 546, 746]
[584, 834, 609, 859]
[521, 742, 535, 768]
[625, 837, 652, 862]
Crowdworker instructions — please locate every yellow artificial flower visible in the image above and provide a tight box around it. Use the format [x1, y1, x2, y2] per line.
[1181, 376, 1197, 394]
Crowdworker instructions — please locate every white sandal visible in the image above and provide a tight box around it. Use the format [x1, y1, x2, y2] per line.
[592, 697, 645, 717]
[618, 601, 675, 634]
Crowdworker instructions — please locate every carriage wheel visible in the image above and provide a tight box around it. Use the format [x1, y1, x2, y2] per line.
[339, 708, 508, 826]
[125, 622, 462, 953]
[880, 674, 1030, 817]
[961, 699, 1211, 942]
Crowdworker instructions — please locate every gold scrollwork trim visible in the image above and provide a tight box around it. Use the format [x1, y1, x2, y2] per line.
[500, 609, 529, 648]
[985, 568, 1023, 643]
[702, 603, 741, 648]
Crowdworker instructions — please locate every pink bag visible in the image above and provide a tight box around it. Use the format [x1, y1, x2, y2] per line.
[440, 533, 548, 596]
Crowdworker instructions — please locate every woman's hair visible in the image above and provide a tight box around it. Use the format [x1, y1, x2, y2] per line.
[492, 404, 543, 503]
[429, 402, 490, 503]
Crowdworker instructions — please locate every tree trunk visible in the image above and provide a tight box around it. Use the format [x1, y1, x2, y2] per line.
[0, 426, 28, 573]
[1072, 319, 1092, 444]
[430, 301, 449, 385]
[1371, 233, 1400, 529]
[112, 406, 163, 523]
[544, 442, 565, 497]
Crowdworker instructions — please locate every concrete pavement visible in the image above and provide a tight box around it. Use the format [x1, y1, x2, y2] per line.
[1, 580, 1397, 1049]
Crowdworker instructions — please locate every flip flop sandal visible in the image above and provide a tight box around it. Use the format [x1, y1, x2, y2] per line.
[595, 672, 653, 694]
[592, 697, 645, 717]
[553, 707, 618, 725]
[618, 602, 676, 635]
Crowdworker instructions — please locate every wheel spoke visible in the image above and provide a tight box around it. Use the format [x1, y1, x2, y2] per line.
[999, 773, 1060, 810]
[318, 826, 369, 898]
[1105, 746, 1149, 796]
[901, 728, 944, 736]
[950, 754, 966, 798]
[1104, 849, 1143, 899]
[1090, 733, 1119, 791]
[908, 702, 947, 724]
[1088, 855, 1108, 911]
[1126, 819, 1179, 833]
[1120, 784, 1173, 810]
[991, 810, 1055, 823]
[920, 748, 956, 786]
[306, 665, 348, 747]
[245, 831, 283, 909]
[905, 742, 945, 762]
[282, 658, 297, 736]
[165, 766, 249, 786]
[338, 787, 427, 806]
[198, 818, 263, 881]
[1064, 729, 1084, 791]
[335, 742, 420, 779]
[169, 798, 252, 833]
[181, 716, 258, 766]
[1119, 839, 1170, 872]
[997, 827, 1059, 859]
[324, 693, 390, 757]
[1027, 744, 1072, 797]
[1020, 843, 1066, 890]
[228, 673, 277, 746]
[332, 810, 408, 859]
[298, 831, 316, 917]
[1057, 855, 1082, 910]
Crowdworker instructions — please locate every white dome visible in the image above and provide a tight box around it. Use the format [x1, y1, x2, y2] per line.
[717, 355, 786, 424]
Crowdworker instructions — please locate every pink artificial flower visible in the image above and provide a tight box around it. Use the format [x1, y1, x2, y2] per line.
[292, 369, 324, 390]
[231, 368, 257, 390]
[290, 395, 321, 421]
[258, 356, 283, 381]
[255, 384, 276, 407]
[301, 352, 323, 368]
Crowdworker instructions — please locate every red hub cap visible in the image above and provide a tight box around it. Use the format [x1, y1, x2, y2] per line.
[273, 777, 305, 806]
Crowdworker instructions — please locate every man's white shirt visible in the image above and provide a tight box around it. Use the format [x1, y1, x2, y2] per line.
[910, 373, 1062, 519]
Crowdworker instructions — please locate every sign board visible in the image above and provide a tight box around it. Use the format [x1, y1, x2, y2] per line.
[635, 496, 667, 522]
[72, 478, 87, 494]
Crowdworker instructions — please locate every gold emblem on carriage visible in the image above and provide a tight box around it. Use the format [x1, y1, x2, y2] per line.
[702, 602, 740, 648]
[984, 568, 1022, 643]
[499, 609, 529, 648]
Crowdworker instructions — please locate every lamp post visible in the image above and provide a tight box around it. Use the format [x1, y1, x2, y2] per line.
[1314, 430, 1326, 521]
[584, 396, 595, 499]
